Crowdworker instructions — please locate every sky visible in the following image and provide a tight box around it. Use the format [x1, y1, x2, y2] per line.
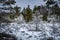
[15, 0, 46, 9]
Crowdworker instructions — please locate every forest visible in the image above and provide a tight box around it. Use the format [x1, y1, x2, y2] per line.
[0, 0, 60, 23]
[0, 0, 60, 40]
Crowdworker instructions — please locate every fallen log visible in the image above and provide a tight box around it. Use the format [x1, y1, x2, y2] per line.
[0, 33, 17, 40]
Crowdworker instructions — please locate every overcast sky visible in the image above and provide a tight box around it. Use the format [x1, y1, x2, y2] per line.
[15, 0, 46, 9]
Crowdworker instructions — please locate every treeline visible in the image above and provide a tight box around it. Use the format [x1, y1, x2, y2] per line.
[0, 0, 60, 23]
[21, 5, 48, 22]
[21, 0, 60, 22]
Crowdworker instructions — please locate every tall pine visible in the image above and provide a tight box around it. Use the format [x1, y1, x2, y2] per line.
[22, 5, 32, 22]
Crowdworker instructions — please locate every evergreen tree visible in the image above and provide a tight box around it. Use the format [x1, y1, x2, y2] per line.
[52, 4, 60, 22]
[42, 11, 48, 21]
[25, 5, 32, 22]
[33, 5, 41, 13]
[0, 0, 16, 13]
[0, 0, 17, 19]
[22, 5, 32, 22]
[43, 0, 60, 39]
[14, 5, 21, 16]
[33, 5, 37, 13]
[4, 0, 16, 5]
[22, 8, 26, 21]
[0, 0, 5, 3]
[43, 0, 56, 21]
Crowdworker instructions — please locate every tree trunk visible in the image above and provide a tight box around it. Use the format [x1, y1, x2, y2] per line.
[58, 15, 60, 22]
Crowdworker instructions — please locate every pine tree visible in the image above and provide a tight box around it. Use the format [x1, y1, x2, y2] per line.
[43, 0, 56, 21]
[22, 5, 32, 22]
[22, 8, 27, 22]
[0, 0, 16, 19]
[26, 5, 32, 22]
[4, 0, 16, 12]
[14, 5, 21, 16]
[33, 5, 37, 13]
[43, 11, 48, 21]
[52, 4, 60, 22]
[33, 5, 41, 13]
[4, 0, 16, 5]
[0, 0, 16, 14]
[43, 0, 59, 39]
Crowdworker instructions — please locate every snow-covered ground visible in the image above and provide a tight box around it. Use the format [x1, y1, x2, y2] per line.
[0, 21, 60, 40]
[0, 13, 60, 40]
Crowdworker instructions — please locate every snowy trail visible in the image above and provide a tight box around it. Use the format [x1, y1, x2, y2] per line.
[0, 22, 60, 40]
